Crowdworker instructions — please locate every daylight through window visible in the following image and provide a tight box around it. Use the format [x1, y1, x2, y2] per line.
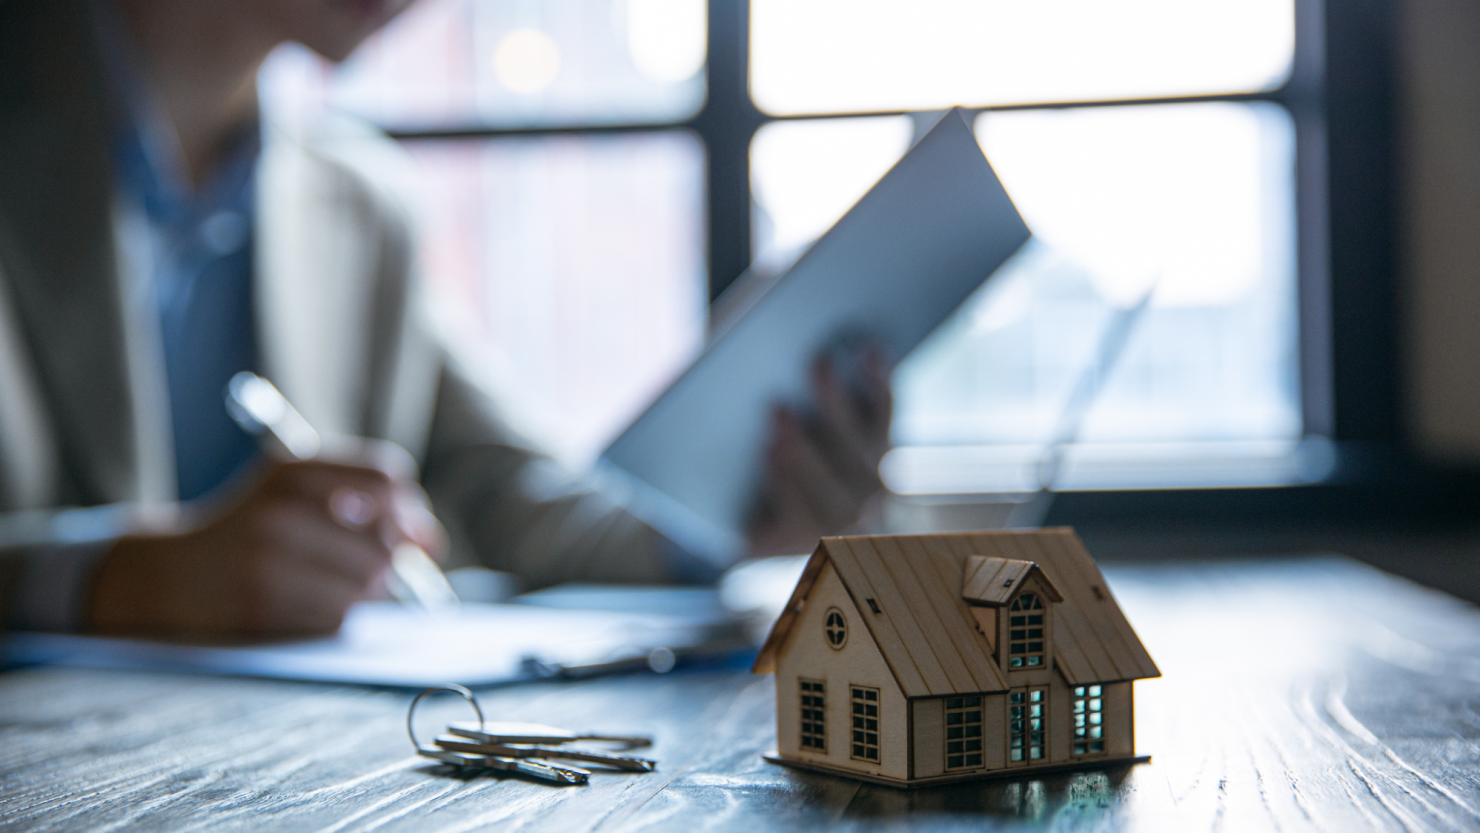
[1009, 687, 1047, 763]
[1072, 685, 1104, 755]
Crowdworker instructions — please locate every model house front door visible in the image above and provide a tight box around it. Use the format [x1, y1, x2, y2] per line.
[1008, 686, 1048, 765]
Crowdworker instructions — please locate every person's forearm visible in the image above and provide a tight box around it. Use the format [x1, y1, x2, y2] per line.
[0, 503, 154, 632]
[3, 540, 114, 632]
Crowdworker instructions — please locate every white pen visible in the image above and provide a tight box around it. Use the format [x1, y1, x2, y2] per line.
[226, 371, 459, 611]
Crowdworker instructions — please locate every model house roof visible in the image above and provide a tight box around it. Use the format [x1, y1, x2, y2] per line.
[961, 555, 1063, 606]
[752, 529, 1160, 697]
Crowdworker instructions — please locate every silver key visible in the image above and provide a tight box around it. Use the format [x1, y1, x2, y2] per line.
[435, 735, 657, 772]
[418, 748, 589, 785]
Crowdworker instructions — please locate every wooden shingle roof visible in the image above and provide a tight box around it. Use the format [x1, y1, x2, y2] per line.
[752, 529, 1159, 695]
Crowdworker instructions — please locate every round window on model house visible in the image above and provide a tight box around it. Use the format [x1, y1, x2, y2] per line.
[824, 607, 847, 649]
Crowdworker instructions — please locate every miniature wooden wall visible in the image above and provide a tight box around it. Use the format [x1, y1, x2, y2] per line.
[911, 693, 1009, 778]
[970, 607, 996, 652]
[773, 561, 909, 781]
[1104, 681, 1134, 757]
[982, 693, 1007, 770]
[911, 698, 943, 779]
[1049, 669, 1072, 763]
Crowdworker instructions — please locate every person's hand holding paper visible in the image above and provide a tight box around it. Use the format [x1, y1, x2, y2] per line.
[602, 109, 1031, 562]
[749, 348, 892, 556]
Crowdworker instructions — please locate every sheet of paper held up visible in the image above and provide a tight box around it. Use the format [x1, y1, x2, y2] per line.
[601, 108, 1031, 563]
[2, 601, 725, 688]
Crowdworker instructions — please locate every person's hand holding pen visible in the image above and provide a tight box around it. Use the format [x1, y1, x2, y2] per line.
[88, 440, 448, 638]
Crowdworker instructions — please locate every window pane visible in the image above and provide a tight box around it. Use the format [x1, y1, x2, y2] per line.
[259, 0, 705, 129]
[750, 116, 914, 272]
[886, 103, 1301, 492]
[403, 132, 706, 464]
[751, 0, 1294, 115]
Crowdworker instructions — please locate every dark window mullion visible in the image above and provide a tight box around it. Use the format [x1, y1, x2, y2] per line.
[383, 87, 1288, 145]
[693, 0, 765, 302]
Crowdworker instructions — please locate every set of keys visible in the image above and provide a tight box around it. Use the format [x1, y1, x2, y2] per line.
[408, 685, 657, 786]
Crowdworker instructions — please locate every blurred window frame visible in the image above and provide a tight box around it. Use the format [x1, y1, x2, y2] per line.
[378, 0, 1427, 520]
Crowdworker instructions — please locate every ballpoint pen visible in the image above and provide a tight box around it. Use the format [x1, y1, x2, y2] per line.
[225, 371, 459, 611]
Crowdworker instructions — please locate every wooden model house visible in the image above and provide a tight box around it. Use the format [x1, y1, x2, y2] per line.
[752, 529, 1158, 787]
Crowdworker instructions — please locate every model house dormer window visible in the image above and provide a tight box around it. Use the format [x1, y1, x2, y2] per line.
[960, 555, 1064, 673]
[1008, 592, 1045, 668]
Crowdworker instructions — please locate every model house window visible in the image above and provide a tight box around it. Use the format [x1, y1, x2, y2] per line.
[800, 680, 827, 752]
[1008, 592, 1046, 668]
[851, 686, 880, 762]
[1009, 687, 1047, 763]
[1072, 685, 1104, 755]
[945, 696, 984, 770]
[824, 607, 847, 649]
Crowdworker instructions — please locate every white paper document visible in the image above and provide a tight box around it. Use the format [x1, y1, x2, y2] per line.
[2, 601, 722, 688]
[601, 109, 1031, 560]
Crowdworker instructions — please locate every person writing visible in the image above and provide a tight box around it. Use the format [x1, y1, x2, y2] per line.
[0, 0, 892, 637]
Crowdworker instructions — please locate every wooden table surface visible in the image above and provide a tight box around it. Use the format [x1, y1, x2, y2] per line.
[6, 554, 1480, 832]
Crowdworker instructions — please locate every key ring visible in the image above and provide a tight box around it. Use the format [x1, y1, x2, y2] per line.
[408, 684, 485, 754]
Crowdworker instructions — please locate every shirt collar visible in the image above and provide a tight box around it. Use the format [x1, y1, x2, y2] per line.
[92, 1, 262, 226]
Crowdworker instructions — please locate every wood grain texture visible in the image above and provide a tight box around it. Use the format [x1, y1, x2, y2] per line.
[1040, 531, 1159, 682]
[866, 537, 986, 693]
[893, 537, 1007, 692]
[7, 555, 1480, 830]
[835, 538, 960, 696]
[824, 540, 934, 697]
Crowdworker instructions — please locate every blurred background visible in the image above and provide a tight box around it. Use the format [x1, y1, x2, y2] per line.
[259, 0, 1480, 596]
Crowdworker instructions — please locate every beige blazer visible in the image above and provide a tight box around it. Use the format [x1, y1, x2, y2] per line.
[0, 2, 672, 627]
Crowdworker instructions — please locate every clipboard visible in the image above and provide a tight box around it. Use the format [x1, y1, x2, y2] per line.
[2, 598, 729, 688]
[600, 108, 1031, 562]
